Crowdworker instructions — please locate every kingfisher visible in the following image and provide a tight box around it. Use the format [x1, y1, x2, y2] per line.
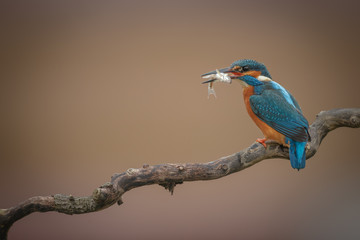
[201, 59, 311, 170]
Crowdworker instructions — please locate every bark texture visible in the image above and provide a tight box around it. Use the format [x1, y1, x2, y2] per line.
[1, 108, 359, 240]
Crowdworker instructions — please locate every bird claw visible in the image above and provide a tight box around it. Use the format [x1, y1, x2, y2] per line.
[256, 138, 267, 148]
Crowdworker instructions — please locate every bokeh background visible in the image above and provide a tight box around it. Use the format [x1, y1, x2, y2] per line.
[1, 0, 360, 239]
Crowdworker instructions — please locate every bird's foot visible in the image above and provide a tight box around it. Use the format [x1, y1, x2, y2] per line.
[256, 138, 267, 148]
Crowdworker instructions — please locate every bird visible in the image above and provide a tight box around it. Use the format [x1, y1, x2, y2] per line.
[201, 59, 311, 170]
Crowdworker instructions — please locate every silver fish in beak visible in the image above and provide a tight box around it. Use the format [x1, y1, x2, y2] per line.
[201, 69, 232, 98]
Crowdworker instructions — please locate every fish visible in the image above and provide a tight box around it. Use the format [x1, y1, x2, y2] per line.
[202, 69, 232, 98]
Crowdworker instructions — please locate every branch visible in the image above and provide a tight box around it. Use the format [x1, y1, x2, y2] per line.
[1, 108, 359, 239]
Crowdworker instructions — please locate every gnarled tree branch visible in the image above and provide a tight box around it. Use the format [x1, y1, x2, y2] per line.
[1, 108, 359, 240]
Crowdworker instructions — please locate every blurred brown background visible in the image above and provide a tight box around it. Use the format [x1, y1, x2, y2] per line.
[1, 0, 359, 239]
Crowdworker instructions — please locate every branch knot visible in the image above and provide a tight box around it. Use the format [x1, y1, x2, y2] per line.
[350, 116, 360, 127]
[126, 168, 139, 175]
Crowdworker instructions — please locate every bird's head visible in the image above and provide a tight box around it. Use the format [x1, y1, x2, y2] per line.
[201, 59, 272, 87]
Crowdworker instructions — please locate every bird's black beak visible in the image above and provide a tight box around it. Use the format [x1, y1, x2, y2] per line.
[201, 78, 216, 84]
[201, 67, 232, 84]
[201, 67, 231, 77]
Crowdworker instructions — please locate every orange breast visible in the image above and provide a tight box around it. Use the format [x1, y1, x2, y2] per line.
[243, 86, 286, 145]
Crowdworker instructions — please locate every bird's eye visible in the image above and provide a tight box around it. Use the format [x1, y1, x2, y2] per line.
[242, 66, 249, 72]
[234, 67, 243, 72]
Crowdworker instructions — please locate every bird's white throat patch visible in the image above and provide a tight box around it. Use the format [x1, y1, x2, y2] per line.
[257, 75, 272, 81]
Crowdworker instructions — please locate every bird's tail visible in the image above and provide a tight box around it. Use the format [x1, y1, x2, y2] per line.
[289, 140, 307, 170]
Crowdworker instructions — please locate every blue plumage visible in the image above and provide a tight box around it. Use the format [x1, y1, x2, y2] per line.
[247, 77, 310, 169]
[231, 59, 272, 79]
[244, 76, 310, 170]
[288, 139, 307, 169]
[249, 83, 309, 142]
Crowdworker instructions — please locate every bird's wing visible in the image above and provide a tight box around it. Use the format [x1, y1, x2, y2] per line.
[289, 93, 302, 113]
[249, 89, 309, 142]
